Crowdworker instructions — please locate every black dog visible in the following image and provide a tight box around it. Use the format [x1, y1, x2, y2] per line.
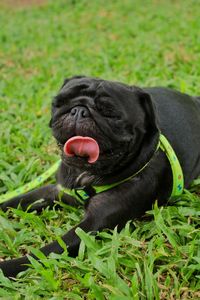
[1, 76, 200, 277]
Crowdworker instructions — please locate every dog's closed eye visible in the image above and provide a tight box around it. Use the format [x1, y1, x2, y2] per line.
[95, 98, 121, 119]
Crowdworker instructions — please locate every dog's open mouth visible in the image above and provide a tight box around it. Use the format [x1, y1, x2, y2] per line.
[63, 136, 100, 163]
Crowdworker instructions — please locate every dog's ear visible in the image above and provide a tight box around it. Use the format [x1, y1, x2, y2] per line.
[60, 75, 86, 89]
[134, 88, 158, 131]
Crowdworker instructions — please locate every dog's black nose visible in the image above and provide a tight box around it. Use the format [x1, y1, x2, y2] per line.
[70, 106, 90, 119]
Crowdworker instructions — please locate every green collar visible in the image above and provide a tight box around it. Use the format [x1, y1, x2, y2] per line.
[159, 134, 184, 197]
[0, 134, 184, 205]
[59, 134, 184, 204]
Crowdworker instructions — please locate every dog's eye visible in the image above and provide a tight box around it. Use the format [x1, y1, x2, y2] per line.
[53, 93, 72, 108]
[96, 99, 120, 119]
[52, 97, 65, 108]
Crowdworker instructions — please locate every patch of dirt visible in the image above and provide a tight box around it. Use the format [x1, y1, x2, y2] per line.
[0, 0, 47, 8]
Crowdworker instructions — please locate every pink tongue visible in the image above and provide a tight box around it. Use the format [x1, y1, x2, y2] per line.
[64, 136, 100, 163]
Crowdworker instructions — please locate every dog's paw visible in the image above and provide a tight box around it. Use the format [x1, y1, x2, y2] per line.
[0, 256, 29, 278]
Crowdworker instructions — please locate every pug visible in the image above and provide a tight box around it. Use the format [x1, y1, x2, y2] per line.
[0, 76, 200, 277]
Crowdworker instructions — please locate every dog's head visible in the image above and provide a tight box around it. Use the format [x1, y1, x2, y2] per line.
[50, 76, 159, 176]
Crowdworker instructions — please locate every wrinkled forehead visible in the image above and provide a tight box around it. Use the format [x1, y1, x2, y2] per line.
[60, 76, 136, 101]
[60, 76, 101, 93]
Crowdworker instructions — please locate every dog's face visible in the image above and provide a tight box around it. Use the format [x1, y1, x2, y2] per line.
[50, 76, 158, 175]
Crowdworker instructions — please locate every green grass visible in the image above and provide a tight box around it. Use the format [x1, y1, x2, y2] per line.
[0, 0, 200, 298]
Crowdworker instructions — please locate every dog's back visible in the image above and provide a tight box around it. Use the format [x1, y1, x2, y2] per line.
[144, 87, 200, 187]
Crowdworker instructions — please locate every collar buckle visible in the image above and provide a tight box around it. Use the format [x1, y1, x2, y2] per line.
[74, 185, 96, 204]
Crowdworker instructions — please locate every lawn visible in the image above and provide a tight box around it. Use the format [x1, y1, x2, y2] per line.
[0, 0, 200, 299]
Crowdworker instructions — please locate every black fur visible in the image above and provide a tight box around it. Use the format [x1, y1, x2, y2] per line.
[1, 76, 200, 277]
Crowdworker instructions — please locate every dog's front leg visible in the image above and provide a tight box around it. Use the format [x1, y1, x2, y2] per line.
[0, 184, 78, 212]
[0, 184, 59, 212]
[0, 193, 131, 278]
[0, 211, 95, 277]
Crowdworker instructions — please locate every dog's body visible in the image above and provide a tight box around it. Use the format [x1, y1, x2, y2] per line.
[1, 76, 200, 277]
